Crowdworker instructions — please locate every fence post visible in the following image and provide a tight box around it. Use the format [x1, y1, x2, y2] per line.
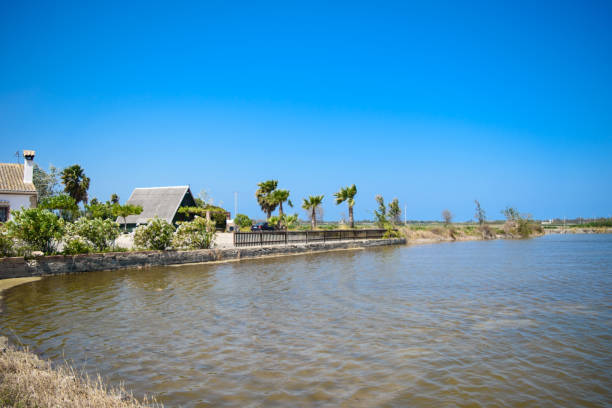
[285, 231, 288, 245]
[306, 231, 308, 243]
[260, 232, 263, 246]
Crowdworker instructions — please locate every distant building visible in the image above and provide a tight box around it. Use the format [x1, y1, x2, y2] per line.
[0, 150, 38, 222]
[118, 185, 197, 230]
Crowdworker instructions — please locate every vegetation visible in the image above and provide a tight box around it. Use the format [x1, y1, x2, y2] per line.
[133, 217, 175, 250]
[255, 180, 279, 219]
[501, 206, 541, 238]
[0, 225, 15, 257]
[66, 218, 120, 252]
[570, 219, 612, 228]
[32, 164, 60, 200]
[374, 195, 387, 227]
[474, 200, 486, 225]
[334, 184, 357, 228]
[0, 337, 155, 408]
[114, 204, 143, 231]
[267, 189, 292, 228]
[85, 199, 116, 220]
[442, 209, 453, 226]
[268, 213, 299, 230]
[172, 217, 216, 249]
[234, 214, 253, 230]
[177, 205, 228, 229]
[38, 193, 79, 221]
[62, 236, 93, 255]
[60, 164, 91, 205]
[302, 195, 324, 229]
[388, 198, 401, 224]
[5, 208, 64, 255]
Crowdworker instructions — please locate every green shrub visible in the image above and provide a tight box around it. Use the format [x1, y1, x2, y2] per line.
[0, 225, 15, 257]
[66, 218, 120, 251]
[382, 222, 401, 238]
[234, 214, 252, 229]
[172, 217, 216, 249]
[268, 214, 299, 230]
[6, 208, 65, 255]
[63, 236, 93, 255]
[133, 217, 175, 250]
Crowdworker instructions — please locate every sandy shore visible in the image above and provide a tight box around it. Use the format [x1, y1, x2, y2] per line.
[0, 277, 41, 295]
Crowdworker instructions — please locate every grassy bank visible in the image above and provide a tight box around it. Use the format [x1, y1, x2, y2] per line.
[398, 222, 545, 243]
[0, 337, 156, 408]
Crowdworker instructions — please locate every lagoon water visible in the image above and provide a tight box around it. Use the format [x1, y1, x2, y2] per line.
[1, 234, 611, 407]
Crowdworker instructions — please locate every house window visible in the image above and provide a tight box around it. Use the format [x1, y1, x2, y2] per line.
[0, 206, 8, 222]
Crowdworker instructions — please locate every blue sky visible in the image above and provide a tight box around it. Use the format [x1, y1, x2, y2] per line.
[1, 1, 611, 221]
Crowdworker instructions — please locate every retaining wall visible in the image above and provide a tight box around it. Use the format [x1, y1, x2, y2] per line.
[0, 238, 405, 279]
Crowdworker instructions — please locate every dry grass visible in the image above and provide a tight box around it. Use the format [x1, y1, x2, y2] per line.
[0, 337, 158, 408]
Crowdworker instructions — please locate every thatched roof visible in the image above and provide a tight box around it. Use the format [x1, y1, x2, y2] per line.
[0, 163, 36, 194]
[119, 186, 194, 225]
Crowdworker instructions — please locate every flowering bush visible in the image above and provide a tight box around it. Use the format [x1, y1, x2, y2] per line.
[66, 218, 120, 251]
[6, 208, 65, 255]
[172, 217, 216, 249]
[133, 217, 175, 250]
[0, 224, 15, 257]
[63, 236, 93, 255]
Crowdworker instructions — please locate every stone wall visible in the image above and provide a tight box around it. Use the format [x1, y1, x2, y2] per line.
[0, 238, 405, 279]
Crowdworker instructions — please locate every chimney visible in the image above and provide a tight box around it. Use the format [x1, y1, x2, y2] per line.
[23, 150, 35, 184]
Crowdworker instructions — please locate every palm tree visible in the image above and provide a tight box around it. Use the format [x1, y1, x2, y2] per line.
[302, 195, 324, 229]
[61, 164, 91, 205]
[334, 184, 357, 228]
[268, 189, 292, 228]
[255, 180, 278, 218]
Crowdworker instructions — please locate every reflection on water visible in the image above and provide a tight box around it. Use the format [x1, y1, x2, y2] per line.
[1, 235, 611, 407]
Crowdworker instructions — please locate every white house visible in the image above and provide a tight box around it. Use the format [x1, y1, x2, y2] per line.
[0, 150, 38, 222]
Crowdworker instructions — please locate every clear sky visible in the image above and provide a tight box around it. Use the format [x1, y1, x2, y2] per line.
[1, 1, 611, 221]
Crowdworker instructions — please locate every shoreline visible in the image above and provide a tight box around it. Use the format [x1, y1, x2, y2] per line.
[0, 238, 406, 280]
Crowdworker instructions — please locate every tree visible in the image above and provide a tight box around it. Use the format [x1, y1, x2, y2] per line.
[302, 195, 324, 229]
[113, 204, 143, 231]
[442, 209, 453, 226]
[85, 200, 117, 220]
[334, 184, 357, 228]
[38, 193, 79, 221]
[388, 198, 401, 224]
[234, 214, 253, 230]
[255, 180, 278, 218]
[474, 200, 486, 226]
[177, 205, 228, 229]
[110, 194, 119, 205]
[33, 164, 60, 200]
[61, 165, 90, 205]
[268, 189, 292, 228]
[374, 195, 387, 227]
[6, 208, 65, 255]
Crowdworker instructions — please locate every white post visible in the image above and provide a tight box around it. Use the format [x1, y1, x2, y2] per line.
[234, 191, 238, 219]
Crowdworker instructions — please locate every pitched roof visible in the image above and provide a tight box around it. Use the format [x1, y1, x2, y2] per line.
[0, 163, 37, 194]
[120, 186, 193, 225]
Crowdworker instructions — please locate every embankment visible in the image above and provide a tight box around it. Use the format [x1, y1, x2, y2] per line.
[0, 337, 154, 408]
[0, 238, 405, 279]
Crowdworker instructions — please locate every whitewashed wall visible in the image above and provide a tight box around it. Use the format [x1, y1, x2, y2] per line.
[0, 193, 36, 220]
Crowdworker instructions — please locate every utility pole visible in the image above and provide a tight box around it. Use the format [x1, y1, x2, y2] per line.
[404, 205, 407, 225]
[234, 192, 238, 220]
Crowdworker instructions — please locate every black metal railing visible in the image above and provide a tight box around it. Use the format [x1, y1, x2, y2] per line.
[233, 229, 387, 247]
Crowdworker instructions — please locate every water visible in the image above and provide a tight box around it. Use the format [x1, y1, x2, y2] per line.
[1, 234, 611, 407]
